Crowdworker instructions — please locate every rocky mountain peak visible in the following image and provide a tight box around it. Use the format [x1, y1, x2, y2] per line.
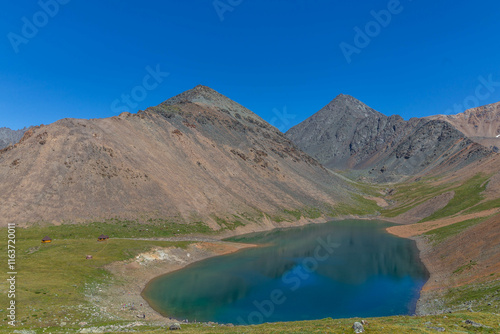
[163, 85, 235, 109]
[150, 85, 271, 129]
[286, 94, 495, 180]
[322, 94, 384, 119]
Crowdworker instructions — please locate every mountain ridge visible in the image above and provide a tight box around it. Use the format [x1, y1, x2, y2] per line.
[0, 86, 356, 227]
[286, 95, 496, 181]
[427, 101, 500, 152]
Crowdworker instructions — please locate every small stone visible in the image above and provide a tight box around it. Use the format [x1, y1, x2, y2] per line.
[169, 323, 181, 330]
[352, 321, 364, 333]
[464, 319, 490, 328]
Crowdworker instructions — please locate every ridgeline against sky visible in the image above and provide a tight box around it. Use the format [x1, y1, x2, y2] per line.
[1, 0, 500, 130]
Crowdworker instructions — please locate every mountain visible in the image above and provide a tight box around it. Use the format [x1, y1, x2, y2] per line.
[0, 127, 30, 149]
[0, 85, 355, 227]
[286, 95, 494, 181]
[428, 101, 500, 152]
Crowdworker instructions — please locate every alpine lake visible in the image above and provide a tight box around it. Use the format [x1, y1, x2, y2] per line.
[142, 220, 429, 325]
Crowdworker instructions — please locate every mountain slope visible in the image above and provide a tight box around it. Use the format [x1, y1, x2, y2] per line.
[285, 94, 402, 169]
[0, 86, 355, 227]
[286, 95, 494, 181]
[0, 127, 29, 149]
[428, 101, 500, 152]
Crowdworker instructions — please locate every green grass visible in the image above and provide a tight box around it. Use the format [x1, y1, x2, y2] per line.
[0, 228, 192, 327]
[381, 181, 452, 218]
[443, 280, 500, 313]
[463, 198, 500, 214]
[271, 196, 380, 223]
[419, 174, 491, 223]
[453, 260, 478, 274]
[2, 312, 499, 333]
[18, 219, 214, 241]
[283, 209, 302, 220]
[214, 216, 245, 231]
[424, 217, 489, 245]
[329, 194, 380, 216]
[303, 207, 322, 219]
[350, 180, 384, 197]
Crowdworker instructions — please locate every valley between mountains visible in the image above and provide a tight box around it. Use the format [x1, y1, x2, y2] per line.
[1, 85, 499, 333]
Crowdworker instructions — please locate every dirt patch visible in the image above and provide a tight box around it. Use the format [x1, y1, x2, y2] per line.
[364, 196, 389, 208]
[387, 208, 499, 238]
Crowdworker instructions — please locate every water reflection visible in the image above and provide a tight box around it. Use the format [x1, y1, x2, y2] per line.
[143, 220, 428, 324]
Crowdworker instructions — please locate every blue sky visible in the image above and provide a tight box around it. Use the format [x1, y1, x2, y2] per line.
[1, 0, 500, 131]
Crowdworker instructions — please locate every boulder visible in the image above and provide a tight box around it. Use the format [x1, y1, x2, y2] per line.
[352, 321, 364, 333]
[169, 323, 181, 330]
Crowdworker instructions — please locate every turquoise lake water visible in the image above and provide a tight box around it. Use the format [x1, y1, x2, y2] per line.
[142, 220, 429, 324]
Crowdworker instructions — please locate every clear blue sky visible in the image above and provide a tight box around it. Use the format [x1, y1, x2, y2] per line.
[1, 0, 500, 131]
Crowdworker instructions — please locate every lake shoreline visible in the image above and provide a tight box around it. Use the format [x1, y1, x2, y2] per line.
[99, 215, 433, 324]
[101, 241, 257, 323]
[99, 215, 335, 323]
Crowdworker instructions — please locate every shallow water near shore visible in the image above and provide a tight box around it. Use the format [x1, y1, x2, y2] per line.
[142, 220, 429, 324]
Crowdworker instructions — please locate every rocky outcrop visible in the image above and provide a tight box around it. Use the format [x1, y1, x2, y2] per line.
[0, 127, 30, 149]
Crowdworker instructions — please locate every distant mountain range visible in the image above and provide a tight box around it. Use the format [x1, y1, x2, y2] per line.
[0, 86, 354, 226]
[286, 95, 498, 182]
[1, 86, 499, 225]
[0, 127, 30, 149]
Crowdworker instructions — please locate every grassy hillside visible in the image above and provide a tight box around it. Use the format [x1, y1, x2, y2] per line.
[1, 312, 498, 333]
[0, 225, 192, 328]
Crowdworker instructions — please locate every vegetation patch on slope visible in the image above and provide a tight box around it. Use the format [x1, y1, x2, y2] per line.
[329, 194, 380, 216]
[382, 179, 452, 218]
[443, 280, 500, 313]
[423, 217, 490, 245]
[463, 198, 500, 214]
[19, 219, 214, 240]
[419, 174, 490, 222]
